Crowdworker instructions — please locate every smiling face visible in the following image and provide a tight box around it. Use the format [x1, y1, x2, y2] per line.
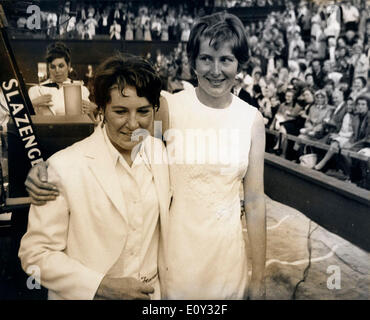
[49, 57, 70, 84]
[195, 37, 239, 106]
[356, 99, 368, 115]
[315, 93, 326, 105]
[353, 78, 365, 91]
[104, 86, 154, 158]
[332, 90, 344, 106]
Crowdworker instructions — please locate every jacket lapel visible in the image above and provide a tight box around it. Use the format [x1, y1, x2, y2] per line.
[83, 126, 128, 225]
[142, 137, 171, 245]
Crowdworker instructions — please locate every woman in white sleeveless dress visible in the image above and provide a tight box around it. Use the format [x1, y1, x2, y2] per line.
[159, 12, 266, 300]
[25, 13, 266, 300]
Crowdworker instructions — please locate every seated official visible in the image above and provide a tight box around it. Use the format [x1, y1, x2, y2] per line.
[28, 42, 97, 118]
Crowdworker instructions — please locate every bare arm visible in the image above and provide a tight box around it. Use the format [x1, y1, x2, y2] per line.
[243, 111, 266, 300]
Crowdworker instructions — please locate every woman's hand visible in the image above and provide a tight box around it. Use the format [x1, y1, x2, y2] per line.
[94, 276, 155, 300]
[82, 100, 98, 115]
[32, 94, 53, 114]
[24, 161, 59, 205]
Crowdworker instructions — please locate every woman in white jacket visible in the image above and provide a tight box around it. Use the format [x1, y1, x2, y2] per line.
[19, 54, 170, 300]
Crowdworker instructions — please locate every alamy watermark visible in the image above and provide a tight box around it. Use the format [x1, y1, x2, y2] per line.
[26, 265, 41, 290]
[326, 265, 341, 290]
[26, 5, 41, 30]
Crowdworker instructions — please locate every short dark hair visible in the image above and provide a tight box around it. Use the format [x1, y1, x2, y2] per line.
[354, 76, 367, 87]
[45, 42, 71, 64]
[356, 95, 370, 107]
[93, 54, 162, 112]
[186, 12, 249, 71]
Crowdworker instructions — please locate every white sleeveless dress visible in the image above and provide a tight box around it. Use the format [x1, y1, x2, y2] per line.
[163, 88, 257, 299]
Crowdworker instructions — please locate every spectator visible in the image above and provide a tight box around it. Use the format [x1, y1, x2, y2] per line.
[350, 76, 368, 100]
[125, 18, 134, 40]
[161, 19, 169, 41]
[324, 2, 341, 41]
[314, 97, 356, 172]
[58, 3, 70, 38]
[321, 89, 348, 142]
[84, 12, 98, 40]
[350, 43, 369, 80]
[341, 0, 360, 32]
[151, 15, 162, 41]
[323, 79, 335, 105]
[143, 20, 152, 41]
[110, 20, 122, 40]
[134, 15, 144, 40]
[46, 12, 58, 38]
[271, 89, 301, 157]
[294, 90, 335, 154]
[339, 95, 370, 184]
[100, 9, 110, 35]
[310, 59, 325, 89]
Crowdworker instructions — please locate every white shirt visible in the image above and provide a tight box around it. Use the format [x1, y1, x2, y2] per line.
[102, 127, 161, 299]
[28, 78, 90, 115]
[341, 5, 360, 23]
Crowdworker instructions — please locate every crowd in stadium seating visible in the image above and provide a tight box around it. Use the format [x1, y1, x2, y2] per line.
[15, 1, 285, 41]
[153, 0, 370, 189]
[12, 0, 370, 189]
[15, 1, 201, 41]
[236, 0, 369, 188]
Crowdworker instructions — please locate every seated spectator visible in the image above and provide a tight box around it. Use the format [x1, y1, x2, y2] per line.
[271, 88, 302, 157]
[304, 73, 317, 91]
[321, 89, 347, 142]
[338, 95, 370, 185]
[258, 85, 274, 126]
[166, 62, 193, 94]
[294, 90, 335, 153]
[323, 79, 335, 105]
[350, 76, 368, 100]
[314, 97, 356, 171]
[338, 76, 352, 100]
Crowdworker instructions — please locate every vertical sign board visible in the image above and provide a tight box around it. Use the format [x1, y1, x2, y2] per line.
[0, 5, 44, 198]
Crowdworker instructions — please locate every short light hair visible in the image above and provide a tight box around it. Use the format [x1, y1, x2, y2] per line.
[186, 12, 249, 71]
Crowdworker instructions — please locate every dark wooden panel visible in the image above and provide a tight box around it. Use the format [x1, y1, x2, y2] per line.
[264, 153, 370, 252]
[8, 39, 179, 84]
